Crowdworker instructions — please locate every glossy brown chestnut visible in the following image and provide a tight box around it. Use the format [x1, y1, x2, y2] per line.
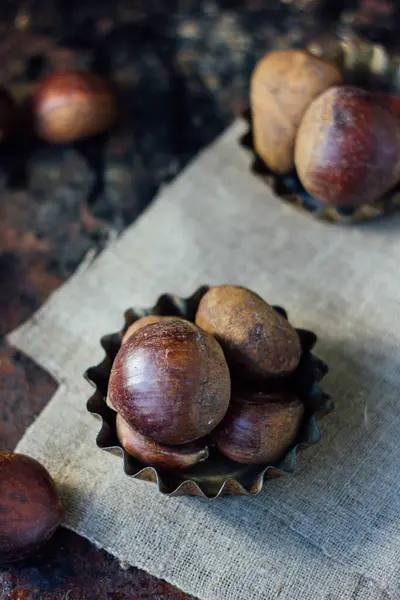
[33, 70, 117, 143]
[116, 414, 209, 470]
[122, 315, 186, 344]
[108, 319, 231, 445]
[195, 285, 301, 380]
[213, 391, 304, 464]
[295, 86, 400, 207]
[251, 49, 342, 174]
[0, 87, 16, 142]
[0, 452, 64, 563]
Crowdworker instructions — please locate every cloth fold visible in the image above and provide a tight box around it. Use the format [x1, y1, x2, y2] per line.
[8, 121, 400, 600]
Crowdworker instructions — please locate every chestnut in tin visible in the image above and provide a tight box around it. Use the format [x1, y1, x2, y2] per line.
[122, 315, 186, 344]
[213, 391, 304, 465]
[108, 319, 231, 445]
[251, 49, 342, 174]
[295, 86, 400, 207]
[0, 452, 64, 563]
[196, 285, 301, 381]
[116, 414, 209, 470]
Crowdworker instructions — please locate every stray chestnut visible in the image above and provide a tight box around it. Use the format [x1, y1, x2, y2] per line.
[108, 319, 231, 445]
[251, 49, 342, 174]
[116, 414, 209, 470]
[33, 70, 117, 143]
[122, 315, 186, 344]
[0, 87, 16, 142]
[195, 285, 301, 380]
[213, 391, 304, 464]
[0, 452, 64, 563]
[295, 86, 400, 206]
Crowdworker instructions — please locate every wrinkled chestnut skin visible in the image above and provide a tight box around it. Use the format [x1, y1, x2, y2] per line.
[295, 86, 400, 206]
[0, 452, 64, 563]
[33, 70, 117, 143]
[195, 285, 301, 380]
[0, 87, 15, 141]
[122, 316, 186, 344]
[213, 391, 304, 465]
[108, 319, 231, 445]
[251, 49, 342, 174]
[116, 414, 209, 470]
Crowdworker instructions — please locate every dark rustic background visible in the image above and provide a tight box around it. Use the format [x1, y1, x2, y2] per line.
[0, 1, 398, 598]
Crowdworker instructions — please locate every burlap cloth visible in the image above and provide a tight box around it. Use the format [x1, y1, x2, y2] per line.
[8, 121, 400, 600]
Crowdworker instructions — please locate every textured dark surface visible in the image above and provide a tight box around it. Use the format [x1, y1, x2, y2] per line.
[0, 1, 397, 598]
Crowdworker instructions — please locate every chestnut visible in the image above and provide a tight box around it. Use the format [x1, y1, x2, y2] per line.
[195, 285, 301, 380]
[251, 49, 342, 174]
[213, 391, 304, 464]
[0, 452, 64, 563]
[0, 87, 16, 142]
[108, 319, 231, 445]
[122, 315, 186, 344]
[33, 69, 117, 143]
[116, 414, 209, 470]
[295, 86, 400, 206]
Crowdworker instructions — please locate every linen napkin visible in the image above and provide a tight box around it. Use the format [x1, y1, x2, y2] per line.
[8, 121, 400, 600]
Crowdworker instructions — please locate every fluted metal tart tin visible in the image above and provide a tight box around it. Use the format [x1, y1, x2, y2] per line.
[241, 32, 400, 224]
[86, 287, 333, 498]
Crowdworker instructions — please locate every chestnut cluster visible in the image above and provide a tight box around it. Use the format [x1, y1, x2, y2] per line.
[108, 285, 305, 471]
[0, 69, 117, 145]
[251, 49, 400, 207]
[0, 452, 64, 564]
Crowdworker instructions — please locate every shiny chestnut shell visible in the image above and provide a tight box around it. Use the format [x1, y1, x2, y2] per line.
[116, 414, 209, 470]
[0, 452, 64, 563]
[295, 86, 400, 207]
[122, 315, 186, 344]
[108, 319, 231, 445]
[33, 69, 117, 143]
[251, 49, 342, 174]
[195, 285, 301, 380]
[213, 391, 304, 465]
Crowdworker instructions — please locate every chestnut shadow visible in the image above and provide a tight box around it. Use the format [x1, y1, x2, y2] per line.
[190, 335, 399, 577]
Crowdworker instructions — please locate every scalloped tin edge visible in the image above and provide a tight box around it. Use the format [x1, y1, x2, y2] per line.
[85, 288, 334, 499]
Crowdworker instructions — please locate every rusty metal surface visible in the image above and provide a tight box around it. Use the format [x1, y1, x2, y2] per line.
[0, 527, 195, 600]
[0, 1, 397, 598]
